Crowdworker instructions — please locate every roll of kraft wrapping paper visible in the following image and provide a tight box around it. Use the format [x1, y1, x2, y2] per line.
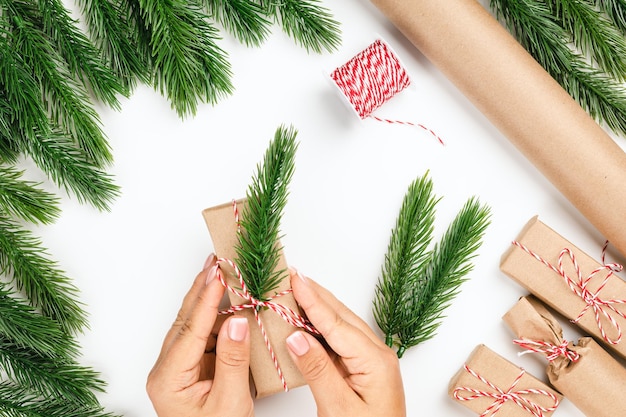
[369, 0, 626, 256]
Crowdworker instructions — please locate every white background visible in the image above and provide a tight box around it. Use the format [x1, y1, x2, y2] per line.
[33, 0, 626, 415]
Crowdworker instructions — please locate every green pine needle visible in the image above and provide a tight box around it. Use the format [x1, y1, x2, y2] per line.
[0, 166, 60, 225]
[373, 175, 491, 358]
[373, 173, 439, 347]
[0, 215, 88, 335]
[205, 0, 272, 47]
[139, 0, 234, 117]
[491, 0, 626, 136]
[0, 381, 120, 417]
[235, 125, 298, 301]
[598, 0, 626, 34]
[267, 0, 341, 53]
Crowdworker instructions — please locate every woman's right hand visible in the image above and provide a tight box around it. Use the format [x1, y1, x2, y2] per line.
[286, 268, 406, 417]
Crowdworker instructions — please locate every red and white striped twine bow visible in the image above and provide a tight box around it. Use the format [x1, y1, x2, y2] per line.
[453, 365, 560, 417]
[512, 241, 626, 345]
[514, 339, 580, 363]
[215, 200, 319, 392]
[329, 39, 444, 145]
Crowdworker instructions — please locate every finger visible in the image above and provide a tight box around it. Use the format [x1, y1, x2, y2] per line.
[209, 316, 252, 401]
[159, 265, 225, 378]
[158, 254, 217, 361]
[291, 268, 385, 347]
[290, 269, 384, 359]
[286, 331, 356, 414]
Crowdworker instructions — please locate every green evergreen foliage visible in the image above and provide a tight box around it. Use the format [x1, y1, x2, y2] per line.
[490, 0, 626, 137]
[373, 173, 491, 358]
[235, 125, 298, 301]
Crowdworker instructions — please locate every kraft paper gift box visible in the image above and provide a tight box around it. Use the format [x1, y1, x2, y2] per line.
[202, 199, 306, 398]
[503, 295, 626, 417]
[500, 216, 626, 360]
[449, 344, 562, 417]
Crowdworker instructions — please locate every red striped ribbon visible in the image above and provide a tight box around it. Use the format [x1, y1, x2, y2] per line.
[513, 339, 580, 363]
[512, 241, 626, 345]
[330, 39, 444, 145]
[453, 365, 560, 417]
[215, 200, 319, 392]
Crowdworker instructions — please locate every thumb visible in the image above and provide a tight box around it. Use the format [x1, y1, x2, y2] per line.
[210, 316, 252, 399]
[286, 331, 354, 411]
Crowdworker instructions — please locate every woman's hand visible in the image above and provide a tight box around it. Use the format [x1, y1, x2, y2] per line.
[147, 254, 254, 417]
[286, 268, 406, 417]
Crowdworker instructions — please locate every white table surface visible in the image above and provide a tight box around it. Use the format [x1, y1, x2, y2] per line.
[35, 1, 626, 415]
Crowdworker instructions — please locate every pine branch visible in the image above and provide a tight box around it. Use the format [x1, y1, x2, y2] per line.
[7, 0, 113, 167]
[0, 166, 60, 225]
[0, 215, 87, 335]
[0, 381, 120, 417]
[235, 125, 297, 301]
[491, 0, 626, 136]
[266, 0, 341, 53]
[549, 0, 626, 80]
[77, 0, 151, 90]
[36, 0, 127, 108]
[138, 0, 234, 117]
[373, 173, 439, 347]
[0, 282, 77, 358]
[597, 0, 626, 34]
[396, 198, 490, 357]
[205, 0, 271, 47]
[0, 336, 106, 407]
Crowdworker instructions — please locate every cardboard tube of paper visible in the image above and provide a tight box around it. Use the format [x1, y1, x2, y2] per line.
[202, 199, 305, 398]
[369, 0, 626, 256]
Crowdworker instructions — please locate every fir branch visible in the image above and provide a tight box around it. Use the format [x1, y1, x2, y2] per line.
[597, 0, 626, 34]
[139, 0, 234, 117]
[0, 166, 60, 225]
[205, 0, 271, 47]
[549, 0, 626, 80]
[77, 0, 151, 90]
[0, 336, 106, 407]
[491, 0, 626, 136]
[36, 0, 127, 108]
[0, 381, 120, 417]
[396, 198, 491, 357]
[0, 282, 76, 358]
[0, 215, 87, 335]
[18, 129, 120, 211]
[7, 0, 114, 167]
[373, 173, 439, 347]
[236, 125, 297, 301]
[266, 0, 341, 53]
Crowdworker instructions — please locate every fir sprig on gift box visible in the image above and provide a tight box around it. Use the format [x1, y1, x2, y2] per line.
[490, 0, 626, 137]
[235, 125, 298, 301]
[373, 173, 491, 358]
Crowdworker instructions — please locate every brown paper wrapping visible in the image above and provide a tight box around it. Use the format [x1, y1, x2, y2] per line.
[504, 296, 626, 417]
[449, 344, 562, 416]
[202, 199, 305, 398]
[369, 0, 626, 258]
[501, 216, 626, 360]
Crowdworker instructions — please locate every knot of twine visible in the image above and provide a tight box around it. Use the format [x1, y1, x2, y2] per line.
[329, 39, 444, 145]
[215, 200, 319, 392]
[514, 339, 580, 363]
[453, 365, 560, 417]
[512, 241, 626, 345]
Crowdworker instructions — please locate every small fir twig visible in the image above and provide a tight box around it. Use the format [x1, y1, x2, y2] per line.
[374, 174, 491, 358]
[598, 0, 626, 34]
[205, 0, 272, 47]
[0, 166, 61, 225]
[235, 125, 298, 302]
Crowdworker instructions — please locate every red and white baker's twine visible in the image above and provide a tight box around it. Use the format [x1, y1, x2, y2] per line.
[453, 365, 560, 417]
[512, 241, 626, 345]
[214, 200, 319, 392]
[330, 39, 444, 145]
[513, 339, 580, 363]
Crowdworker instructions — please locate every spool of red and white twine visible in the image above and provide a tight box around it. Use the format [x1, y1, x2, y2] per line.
[214, 200, 319, 392]
[329, 39, 444, 145]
